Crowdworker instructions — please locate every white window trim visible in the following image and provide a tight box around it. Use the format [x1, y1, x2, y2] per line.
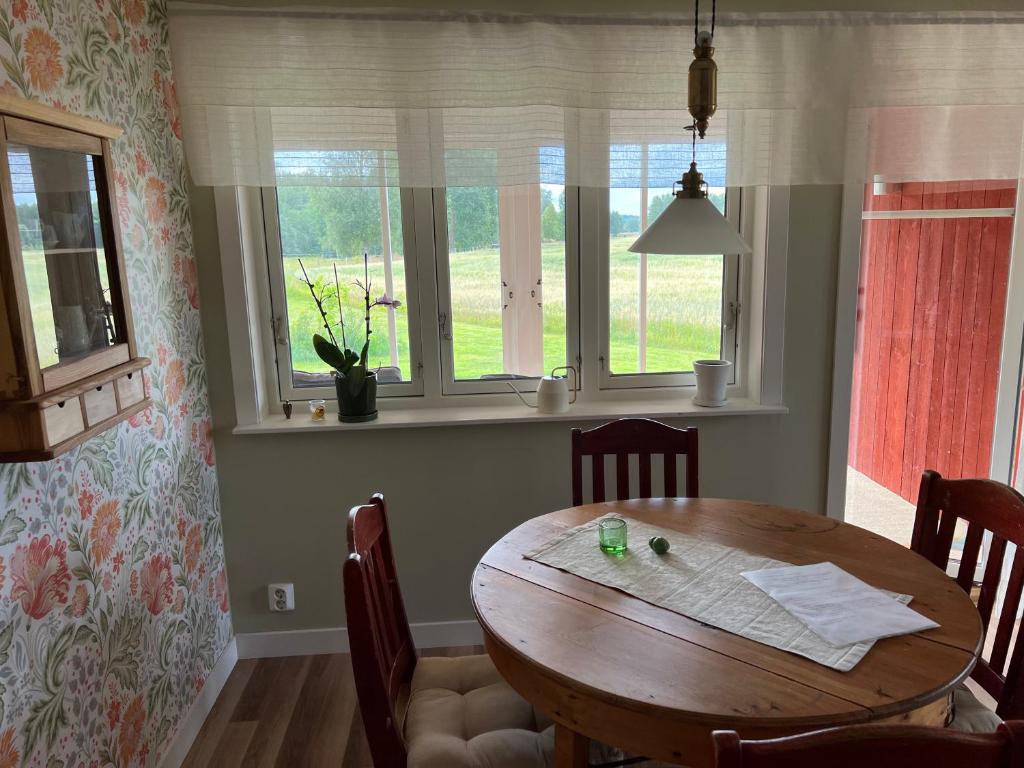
[215, 182, 790, 430]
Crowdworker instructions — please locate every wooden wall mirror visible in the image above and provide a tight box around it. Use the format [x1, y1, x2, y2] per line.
[0, 95, 150, 461]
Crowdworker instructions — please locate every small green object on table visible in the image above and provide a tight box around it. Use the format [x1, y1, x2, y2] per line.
[649, 535, 671, 555]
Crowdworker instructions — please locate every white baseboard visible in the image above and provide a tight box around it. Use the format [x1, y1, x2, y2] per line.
[235, 619, 483, 659]
[159, 638, 238, 768]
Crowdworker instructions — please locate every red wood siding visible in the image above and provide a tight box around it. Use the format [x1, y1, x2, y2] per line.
[849, 181, 1016, 502]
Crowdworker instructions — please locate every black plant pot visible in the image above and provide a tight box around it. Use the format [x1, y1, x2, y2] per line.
[335, 371, 378, 423]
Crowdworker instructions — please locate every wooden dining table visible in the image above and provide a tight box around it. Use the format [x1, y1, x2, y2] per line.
[471, 498, 983, 768]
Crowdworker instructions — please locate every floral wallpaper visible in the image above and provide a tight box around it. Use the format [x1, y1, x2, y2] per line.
[0, 1, 230, 766]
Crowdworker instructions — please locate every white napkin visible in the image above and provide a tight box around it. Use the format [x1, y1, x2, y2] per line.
[741, 561, 939, 646]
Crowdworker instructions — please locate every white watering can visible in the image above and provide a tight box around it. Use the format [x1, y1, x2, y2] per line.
[509, 365, 579, 413]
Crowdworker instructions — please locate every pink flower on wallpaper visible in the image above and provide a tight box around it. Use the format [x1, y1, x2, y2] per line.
[140, 554, 173, 616]
[122, 0, 145, 26]
[215, 569, 230, 613]
[164, 359, 186, 405]
[71, 584, 89, 617]
[78, 483, 96, 519]
[117, 695, 145, 766]
[104, 12, 120, 42]
[155, 71, 183, 140]
[144, 176, 167, 224]
[173, 588, 185, 614]
[182, 255, 200, 309]
[23, 28, 64, 93]
[10, 535, 71, 620]
[107, 698, 121, 729]
[184, 524, 202, 573]
[192, 418, 215, 467]
[12, 0, 29, 22]
[89, 501, 121, 564]
[153, 415, 166, 439]
[0, 728, 19, 768]
[134, 146, 148, 175]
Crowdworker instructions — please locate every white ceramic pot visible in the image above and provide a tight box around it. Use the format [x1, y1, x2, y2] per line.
[693, 359, 732, 407]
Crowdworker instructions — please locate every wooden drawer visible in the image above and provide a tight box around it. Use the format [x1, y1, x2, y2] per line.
[83, 383, 117, 426]
[43, 398, 84, 447]
[116, 371, 144, 408]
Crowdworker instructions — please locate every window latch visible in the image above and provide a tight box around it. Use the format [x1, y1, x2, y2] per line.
[724, 301, 741, 331]
[438, 311, 452, 341]
[272, 315, 289, 346]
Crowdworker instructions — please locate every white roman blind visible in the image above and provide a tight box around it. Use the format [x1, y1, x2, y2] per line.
[168, 7, 1024, 188]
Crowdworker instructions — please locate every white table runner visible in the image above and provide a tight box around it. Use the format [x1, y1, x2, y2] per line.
[524, 514, 915, 672]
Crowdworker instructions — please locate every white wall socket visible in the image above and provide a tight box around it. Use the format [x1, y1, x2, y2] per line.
[268, 583, 295, 612]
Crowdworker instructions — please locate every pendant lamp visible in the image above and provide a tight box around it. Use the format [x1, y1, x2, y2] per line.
[629, 0, 751, 255]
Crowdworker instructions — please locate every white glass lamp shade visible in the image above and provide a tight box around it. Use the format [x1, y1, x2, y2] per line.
[629, 196, 752, 255]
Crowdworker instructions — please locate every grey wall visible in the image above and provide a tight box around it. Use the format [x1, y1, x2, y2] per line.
[190, 184, 842, 635]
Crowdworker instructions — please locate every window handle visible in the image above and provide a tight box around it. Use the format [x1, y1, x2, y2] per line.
[438, 311, 453, 341]
[724, 301, 741, 331]
[272, 315, 289, 346]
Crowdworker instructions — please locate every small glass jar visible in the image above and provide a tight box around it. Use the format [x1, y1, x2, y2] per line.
[308, 399, 327, 421]
[598, 517, 627, 554]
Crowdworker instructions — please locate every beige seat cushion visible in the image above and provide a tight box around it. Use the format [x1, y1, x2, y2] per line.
[404, 654, 554, 768]
[948, 684, 1002, 734]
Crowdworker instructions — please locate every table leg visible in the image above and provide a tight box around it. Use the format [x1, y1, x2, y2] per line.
[555, 723, 589, 768]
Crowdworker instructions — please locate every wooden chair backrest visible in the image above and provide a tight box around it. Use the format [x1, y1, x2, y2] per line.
[571, 419, 698, 506]
[911, 470, 1024, 718]
[343, 493, 415, 768]
[712, 722, 1024, 768]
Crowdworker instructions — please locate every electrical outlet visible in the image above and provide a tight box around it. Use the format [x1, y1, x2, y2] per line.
[268, 583, 295, 612]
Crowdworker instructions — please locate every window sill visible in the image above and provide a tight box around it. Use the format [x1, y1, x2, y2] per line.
[232, 396, 787, 435]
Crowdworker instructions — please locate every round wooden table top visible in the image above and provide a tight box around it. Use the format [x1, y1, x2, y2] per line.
[471, 498, 983, 767]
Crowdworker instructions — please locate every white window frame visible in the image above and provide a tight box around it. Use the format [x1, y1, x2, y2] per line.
[593, 186, 743, 390]
[431, 186, 582, 395]
[261, 185, 425, 402]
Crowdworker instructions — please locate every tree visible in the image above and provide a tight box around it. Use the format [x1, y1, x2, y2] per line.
[446, 186, 498, 251]
[309, 186, 383, 258]
[647, 193, 673, 222]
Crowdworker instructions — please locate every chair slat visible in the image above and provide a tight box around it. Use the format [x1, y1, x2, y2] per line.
[664, 453, 678, 497]
[638, 453, 652, 497]
[935, 510, 958, 569]
[592, 453, 606, 503]
[570, 420, 698, 505]
[978, 536, 1008, 635]
[616, 453, 630, 501]
[990, 546, 1024, 675]
[956, 521, 985, 592]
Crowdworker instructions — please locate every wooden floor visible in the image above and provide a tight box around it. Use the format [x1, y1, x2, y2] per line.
[183, 646, 483, 768]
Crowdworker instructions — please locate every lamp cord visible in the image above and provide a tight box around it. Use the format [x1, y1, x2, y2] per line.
[694, 0, 717, 44]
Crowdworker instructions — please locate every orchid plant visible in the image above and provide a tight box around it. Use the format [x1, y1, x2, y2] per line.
[298, 253, 402, 395]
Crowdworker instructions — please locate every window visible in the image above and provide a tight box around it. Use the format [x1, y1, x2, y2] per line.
[263, 151, 421, 400]
[260, 142, 753, 407]
[433, 180, 573, 394]
[599, 144, 739, 389]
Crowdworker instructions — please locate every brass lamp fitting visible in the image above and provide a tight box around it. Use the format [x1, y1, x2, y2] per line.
[688, 30, 717, 139]
[676, 161, 708, 199]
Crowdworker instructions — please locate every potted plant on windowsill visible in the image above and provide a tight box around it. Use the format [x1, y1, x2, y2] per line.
[298, 254, 401, 423]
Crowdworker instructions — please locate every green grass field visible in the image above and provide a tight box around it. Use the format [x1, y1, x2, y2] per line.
[285, 235, 724, 382]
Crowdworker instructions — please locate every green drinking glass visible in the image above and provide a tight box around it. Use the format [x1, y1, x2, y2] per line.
[598, 517, 628, 554]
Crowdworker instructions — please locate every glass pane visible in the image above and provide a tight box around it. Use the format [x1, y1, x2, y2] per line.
[608, 154, 727, 375]
[445, 183, 568, 381]
[275, 184, 413, 385]
[9, 145, 117, 369]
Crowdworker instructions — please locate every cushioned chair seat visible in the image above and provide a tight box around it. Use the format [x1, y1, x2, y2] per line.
[404, 655, 555, 768]
[948, 684, 1003, 734]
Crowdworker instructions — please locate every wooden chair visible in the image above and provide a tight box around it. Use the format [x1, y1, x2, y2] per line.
[571, 419, 698, 506]
[911, 470, 1024, 724]
[344, 494, 568, 768]
[712, 722, 1024, 768]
